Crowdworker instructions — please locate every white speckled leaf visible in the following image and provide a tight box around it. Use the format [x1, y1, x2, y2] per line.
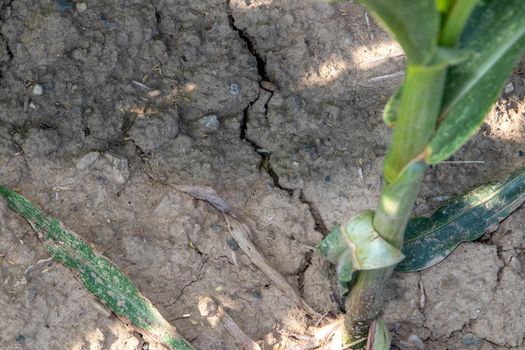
[428, 0, 525, 164]
[397, 168, 525, 272]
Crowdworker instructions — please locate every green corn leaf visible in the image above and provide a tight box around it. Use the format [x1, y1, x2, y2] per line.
[428, 0, 525, 164]
[357, 0, 439, 64]
[0, 187, 194, 350]
[396, 168, 525, 272]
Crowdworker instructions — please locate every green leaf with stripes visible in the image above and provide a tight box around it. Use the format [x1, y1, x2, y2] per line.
[0, 187, 194, 350]
[428, 0, 525, 164]
[396, 168, 525, 272]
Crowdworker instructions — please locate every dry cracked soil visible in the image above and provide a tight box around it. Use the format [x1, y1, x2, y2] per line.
[1, 0, 525, 349]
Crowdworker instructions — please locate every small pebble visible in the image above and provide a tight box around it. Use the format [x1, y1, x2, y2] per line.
[256, 148, 271, 155]
[229, 82, 241, 96]
[147, 90, 161, 98]
[199, 114, 220, 132]
[32, 84, 43, 95]
[15, 335, 25, 343]
[131, 80, 149, 90]
[260, 81, 277, 91]
[462, 335, 481, 346]
[292, 95, 304, 110]
[518, 150, 524, 157]
[251, 289, 262, 300]
[406, 335, 424, 350]
[55, 0, 74, 11]
[75, 151, 100, 170]
[324, 175, 331, 183]
[431, 195, 450, 202]
[76, 3, 87, 12]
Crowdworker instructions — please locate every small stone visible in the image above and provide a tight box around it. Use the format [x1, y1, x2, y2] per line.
[518, 150, 524, 157]
[15, 335, 25, 343]
[76, 3, 87, 12]
[75, 152, 100, 170]
[256, 148, 272, 155]
[76, 152, 128, 184]
[504, 82, 514, 94]
[292, 95, 304, 110]
[260, 81, 277, 91]
[229, 82, 241, 96]
[251, 289, 262, 300]
[324, 175, 331, 183]
[55, 0, 74, 12]
[147, 90, 161, 98]
[99, 152, 129, 184]
[463, 334, 481, 346]
[199, 114, 220, 132]
[406, 335, 425, 349]
[32, 84, 43, 95]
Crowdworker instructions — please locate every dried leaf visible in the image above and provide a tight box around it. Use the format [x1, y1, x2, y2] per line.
[175, 185, 231, 213]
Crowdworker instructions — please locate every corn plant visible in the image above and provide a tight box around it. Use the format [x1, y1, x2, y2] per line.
[2, 2, 525, 349]
[320, 0, 525, 348]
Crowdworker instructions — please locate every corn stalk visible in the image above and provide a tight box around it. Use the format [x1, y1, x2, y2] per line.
[320, 1, 525, 347]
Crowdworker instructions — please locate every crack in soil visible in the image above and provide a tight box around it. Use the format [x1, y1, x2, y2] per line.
[166, 256, 209, 312]
[445, 318, 515, 349]
[227, 0, 329, 296]
[495, 244, 505, 285]
[226, 1, 269, 82]
[0, 0, 14, 80]
[149, 0, 174, 58]
[0, 32, 13, 60]
[297, 250, 313, 295]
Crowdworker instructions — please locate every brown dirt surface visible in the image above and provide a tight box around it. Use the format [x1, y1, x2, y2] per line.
[1, 0, 525, 349]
